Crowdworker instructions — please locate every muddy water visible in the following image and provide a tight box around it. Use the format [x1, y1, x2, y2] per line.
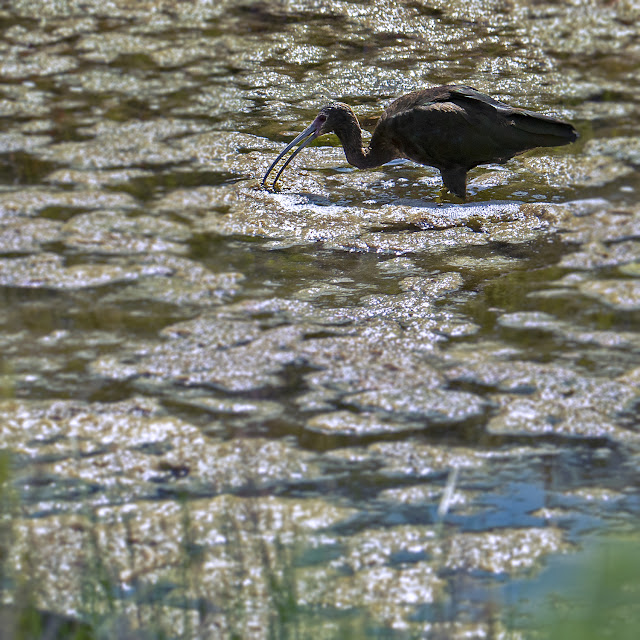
[1, 1, 639, 637]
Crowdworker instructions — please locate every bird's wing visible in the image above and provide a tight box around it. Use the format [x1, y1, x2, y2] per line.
[381, 86, 575, 168]
[447, 86, 513, 112]
[379, 97, 503, 168]
[448, 86, 578, 146]
[386, 85, 509, 117]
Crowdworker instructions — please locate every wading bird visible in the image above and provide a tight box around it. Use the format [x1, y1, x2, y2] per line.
[262, 85, 578, 200]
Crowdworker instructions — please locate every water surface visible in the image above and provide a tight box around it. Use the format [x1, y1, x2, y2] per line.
[1, 1, 639, 637]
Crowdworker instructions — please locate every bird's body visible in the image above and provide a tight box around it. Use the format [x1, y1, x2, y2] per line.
[262, 85, 578, 200]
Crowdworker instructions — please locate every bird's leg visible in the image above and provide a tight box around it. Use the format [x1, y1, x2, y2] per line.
[440, 168, 467, 201]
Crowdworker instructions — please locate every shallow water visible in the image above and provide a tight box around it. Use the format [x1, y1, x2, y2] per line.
[1, 1, 639, 638]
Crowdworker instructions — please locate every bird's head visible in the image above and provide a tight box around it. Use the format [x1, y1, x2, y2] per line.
[262, 102, 359, 189]
[311, 102, 358, 137]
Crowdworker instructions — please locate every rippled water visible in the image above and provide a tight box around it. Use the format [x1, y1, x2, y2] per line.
[1, 1, 639, 638]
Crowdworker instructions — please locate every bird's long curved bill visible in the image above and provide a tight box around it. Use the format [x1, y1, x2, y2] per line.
[262, 123, 318, 189]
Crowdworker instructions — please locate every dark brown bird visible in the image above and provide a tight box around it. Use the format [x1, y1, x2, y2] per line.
[262, 85, 578, 200]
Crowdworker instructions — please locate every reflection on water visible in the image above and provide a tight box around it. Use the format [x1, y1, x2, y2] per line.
[1, 0, 639, 637]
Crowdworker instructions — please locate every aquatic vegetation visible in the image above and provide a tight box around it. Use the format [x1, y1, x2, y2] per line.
[0, 0, 639, 638]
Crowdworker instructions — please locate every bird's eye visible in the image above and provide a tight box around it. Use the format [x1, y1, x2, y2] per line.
[313, 114, 327, 131]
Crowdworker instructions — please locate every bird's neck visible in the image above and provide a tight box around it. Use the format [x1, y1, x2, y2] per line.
[335, 124, 395, 170]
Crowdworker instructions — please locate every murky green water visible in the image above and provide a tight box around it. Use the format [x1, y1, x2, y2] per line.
[1, 1, 639, 638]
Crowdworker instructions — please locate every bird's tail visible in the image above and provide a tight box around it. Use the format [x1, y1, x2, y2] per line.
[510, 110, 578, 148]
